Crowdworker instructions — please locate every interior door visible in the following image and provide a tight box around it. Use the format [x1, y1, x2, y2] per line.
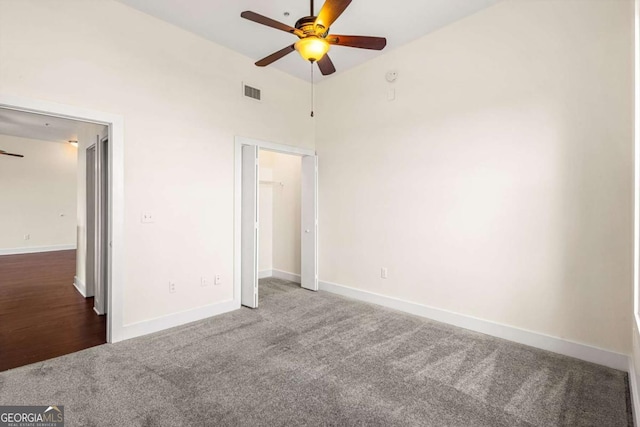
[85, 145, 96, 297]
[94, 135, 108, 315]
[301, 155, 318, 291]
[101, 136, 109, 314]
[241, 145, 260, 308]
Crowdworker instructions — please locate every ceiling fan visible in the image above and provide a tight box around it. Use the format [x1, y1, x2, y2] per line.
[241, 0, 387, 76]
[0, 149, 23, 158]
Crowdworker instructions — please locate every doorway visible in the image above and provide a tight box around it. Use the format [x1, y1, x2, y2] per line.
[0, 107, 109, 370]
[235, 137, 318, 308]
[0, 94, 125, 345]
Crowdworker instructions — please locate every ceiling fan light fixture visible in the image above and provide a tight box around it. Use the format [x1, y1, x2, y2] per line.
[241, 0, 386, 75]
[294, 36, 330, 62]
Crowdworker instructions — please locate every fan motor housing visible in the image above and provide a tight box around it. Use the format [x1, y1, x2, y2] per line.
[295, 16, 328, 37]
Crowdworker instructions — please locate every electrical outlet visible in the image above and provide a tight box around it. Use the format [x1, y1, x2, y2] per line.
[214, 274, 222, 285]
[201, 276, 209, 287]
[381, 268, 388, 279]
[169, 281, 176, 293]
[23, 234, 30, 241]
[387, 88, 396, 101]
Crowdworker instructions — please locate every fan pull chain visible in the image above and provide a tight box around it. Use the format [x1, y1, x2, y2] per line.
[310, 63, 315, 118]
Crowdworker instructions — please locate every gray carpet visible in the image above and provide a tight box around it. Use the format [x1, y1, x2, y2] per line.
[0, 278, 632, 426]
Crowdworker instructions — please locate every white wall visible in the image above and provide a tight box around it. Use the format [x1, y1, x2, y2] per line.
[316, 0, 634, 354]
[258, 150, 301, 276]
[0, 134, 77, 252]
[0, 0, 313, 326]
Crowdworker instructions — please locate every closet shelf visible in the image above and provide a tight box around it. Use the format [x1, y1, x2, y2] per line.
[260, 180, 284, 187]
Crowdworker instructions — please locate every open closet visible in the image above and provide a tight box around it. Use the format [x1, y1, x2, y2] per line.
[237, 137, 318, 309]
[258, 150, 302, 282]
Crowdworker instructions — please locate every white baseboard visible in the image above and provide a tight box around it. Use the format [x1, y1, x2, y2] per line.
[118, 300, 240, 342]
[0, 244, 76, 256]
[629, 326, 640, 425]
[272, 269, 301, 283]
[628, 356, 640, 426]
[319, 280, 628, 371]
[73, 276, 87, 297]
[259, 269, 273, 279]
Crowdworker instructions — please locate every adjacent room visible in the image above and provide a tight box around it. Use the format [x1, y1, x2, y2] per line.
[0, 109, 109, 371]
[0, 0, 638, 425]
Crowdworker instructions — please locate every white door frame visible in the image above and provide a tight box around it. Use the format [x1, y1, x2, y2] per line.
[234, 136, 317, 306]
[85, 144, 97, 298]
[0, 94, 125, 343]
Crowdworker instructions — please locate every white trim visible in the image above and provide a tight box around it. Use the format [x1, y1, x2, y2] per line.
[235, 136, 316, 157]
[259, 269, 273, 279]
[234, 136, 316, 308]
[631, 325, 640, 426]
[319, 280, 629, 371]
[272, 269, 301, 284]
[234, 141, 242, 307]
[629, 355, 640, 427]
[0, 244, 76, 255]
[635, 0, 640, 337]
[73, 275, 87, 297]
[631, 3, 640, 421]
[0, 94, 125, 344]
[118, 300, 239, 341]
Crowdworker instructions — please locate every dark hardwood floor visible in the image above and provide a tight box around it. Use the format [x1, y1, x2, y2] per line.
[0, 250, 106, 372]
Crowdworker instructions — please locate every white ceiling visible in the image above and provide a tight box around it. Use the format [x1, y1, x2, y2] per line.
[0, 108, 103, 144]
[115, 0, 500, 82]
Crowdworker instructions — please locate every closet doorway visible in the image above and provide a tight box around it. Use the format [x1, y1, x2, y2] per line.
[235, 137, 317, 308]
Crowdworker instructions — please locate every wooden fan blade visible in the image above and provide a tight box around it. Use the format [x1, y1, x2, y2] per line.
[315, 0, 352, 31]
[317, 54, 336, 76]
[327, 35, 387, 50]
[241, 11, 303, 38]
[256, 44, 296, 67]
